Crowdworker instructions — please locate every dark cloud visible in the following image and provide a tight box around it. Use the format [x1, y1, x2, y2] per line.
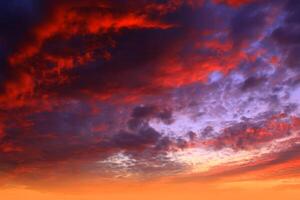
[271, 0, 300, 68]
[0, 0, 43, 51]
[0, 0, 246, 110]
[0, 101, 188, 181]
[0, 0, 45, 95]
[208, 115, 292, 150]
[128, 105, 174, 131]
[110, 127, 161, 150]
[230, 1, 269, 48]
[201, 126, 214, 138]
[241, 76, 267, 91]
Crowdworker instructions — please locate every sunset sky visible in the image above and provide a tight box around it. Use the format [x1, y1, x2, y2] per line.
[1, 0, 300, 199]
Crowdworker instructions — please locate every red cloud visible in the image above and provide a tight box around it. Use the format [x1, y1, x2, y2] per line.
[0, 1, 182, 111]
[213, 0, 254, 7]
[204, 114, 298, 150]
[1, 0, 269, 114]
[9, 2, 174, 66]
[0, 72, 35, 109]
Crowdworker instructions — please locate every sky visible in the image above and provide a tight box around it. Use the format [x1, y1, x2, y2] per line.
[1, 0, 300, 199]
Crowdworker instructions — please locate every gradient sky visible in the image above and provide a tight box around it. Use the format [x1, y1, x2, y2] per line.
[1, 0, 300, 199]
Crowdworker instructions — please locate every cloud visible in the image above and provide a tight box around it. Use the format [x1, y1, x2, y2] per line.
[0, 102, 190, 182]
[271, 0, 300, 69]
[205, 114, 295, 150]
[229, 1, 270, 48]
[213, 0, 255, 7]
[110, 128, 161, 151]
[0, 0, 257, 111]
[241, 76, 267, 91]
[0, 0, 177, 110]
[128, 105, 173, 130]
